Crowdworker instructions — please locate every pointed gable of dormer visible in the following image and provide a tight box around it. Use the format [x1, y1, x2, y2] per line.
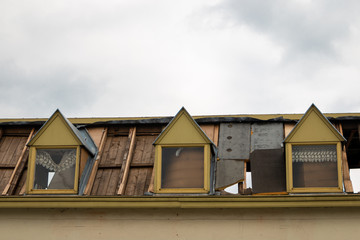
[28, 110, 96, 155]
[284, 104, 345, 143]
[154, 107, 214, 145]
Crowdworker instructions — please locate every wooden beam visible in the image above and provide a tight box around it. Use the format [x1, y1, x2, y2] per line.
[337, 123, 353, 193]
[83, 127, 108, 195]
[147, 166, 155, 193]
[238, 161, 247, 194]
[2, 128, 35, 196]
[345, 130, 356, 150]
[117, 127, 137, 195]
[18, 182, 26, 195]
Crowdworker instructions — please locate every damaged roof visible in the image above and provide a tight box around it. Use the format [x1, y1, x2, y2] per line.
[0, 106, 359, 198]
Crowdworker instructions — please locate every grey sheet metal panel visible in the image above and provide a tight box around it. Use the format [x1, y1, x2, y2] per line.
[215, 159, 245, 189]
[251, 123, 284, 151]
[218, 123, 251, 159]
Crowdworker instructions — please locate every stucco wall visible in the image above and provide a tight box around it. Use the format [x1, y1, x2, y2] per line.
[1, 208, 359, 240]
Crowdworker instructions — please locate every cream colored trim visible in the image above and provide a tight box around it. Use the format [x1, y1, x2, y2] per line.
[1, 195, 360, 208]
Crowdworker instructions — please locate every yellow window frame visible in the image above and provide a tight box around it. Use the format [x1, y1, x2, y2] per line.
[26, 145, 80, 194]
[154, 144, 211, 193]
[286, 142, 343, 193]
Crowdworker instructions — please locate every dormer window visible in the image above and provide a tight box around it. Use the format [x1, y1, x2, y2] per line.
[27, 110, 96, 194]
[161, 146, 207, 189]
[284, 105, 345, 193]
[153, 108, 215, 193]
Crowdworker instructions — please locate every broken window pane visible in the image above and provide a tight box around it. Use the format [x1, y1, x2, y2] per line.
[34, 149, 76, 190]
[292, 145, 338, 188]
[161, 147, 204, 188]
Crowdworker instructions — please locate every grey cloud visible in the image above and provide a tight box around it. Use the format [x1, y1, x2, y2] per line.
[0, 60, 103, 117]
[208, 0, 360, 59]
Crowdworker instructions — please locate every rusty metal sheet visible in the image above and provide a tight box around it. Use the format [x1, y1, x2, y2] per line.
[251, 123, 283, 151]
[218, 123, 250, 160]
[215, 159, 245, 189]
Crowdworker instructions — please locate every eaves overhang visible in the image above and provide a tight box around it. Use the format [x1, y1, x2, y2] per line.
[1, 195, 360, 208]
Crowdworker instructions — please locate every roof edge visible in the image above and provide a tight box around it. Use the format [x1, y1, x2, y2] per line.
[1, 195, 360, 208]
[2, 113, 360, 125]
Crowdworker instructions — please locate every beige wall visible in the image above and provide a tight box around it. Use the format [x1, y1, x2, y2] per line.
[1, 208, 359, 240]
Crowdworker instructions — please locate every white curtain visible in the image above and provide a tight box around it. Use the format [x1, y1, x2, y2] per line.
[292, 145, 337, 163]
[36, 150, 76, 172]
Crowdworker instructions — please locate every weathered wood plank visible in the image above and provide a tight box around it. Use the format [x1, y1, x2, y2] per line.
[200, 125, 214, 143]
[141, 136, 156, 164]
[213, 124, 219, 146]
[99, 135, 112, 165]
[0, 170, 12, 193]
[97, 169, 113, 196]
[14, 169, 27, 195]
[0, 137, 15, 165]
[134, 168, 148, 196]
[117, 127, 136, 195]
[19, 182, 26, 195]
[90, 169, 103, 195]
[114, 137, 127, 166]
[5, 137, 25, 167]
[238, 161, 246, 194]
[0, 170, 7, 191]
[106, 168, 121, 195]
[147, 167, 155, 193]
[79, 148, 89, 177]
[144, 168, 153, 193]
[2, 128, 34, 195]
[132, 136, 146, 164]
[87, 127, 105, 147]
[124, 168, 139, 196]
[284, 123, 296, 138]
[84, 127, 108, 195]
[200, 124, 220, 146]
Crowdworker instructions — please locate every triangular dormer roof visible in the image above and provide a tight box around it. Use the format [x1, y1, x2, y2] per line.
[284, 104, 346, 143]
[153, 107, 214, 145]
[28, 109, 96, 155]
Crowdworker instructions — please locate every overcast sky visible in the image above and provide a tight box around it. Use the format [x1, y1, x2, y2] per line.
[1, 0, 360, 118]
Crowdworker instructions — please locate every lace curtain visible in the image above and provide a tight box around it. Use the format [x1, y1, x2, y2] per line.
[36, 149, 76, 172]
[292, 145, 337, 163]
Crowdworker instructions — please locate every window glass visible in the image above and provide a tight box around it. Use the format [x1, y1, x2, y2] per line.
[292, 145, 338, 188]
[161, 147, 204, 188]
[34, 149, 76, 190]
